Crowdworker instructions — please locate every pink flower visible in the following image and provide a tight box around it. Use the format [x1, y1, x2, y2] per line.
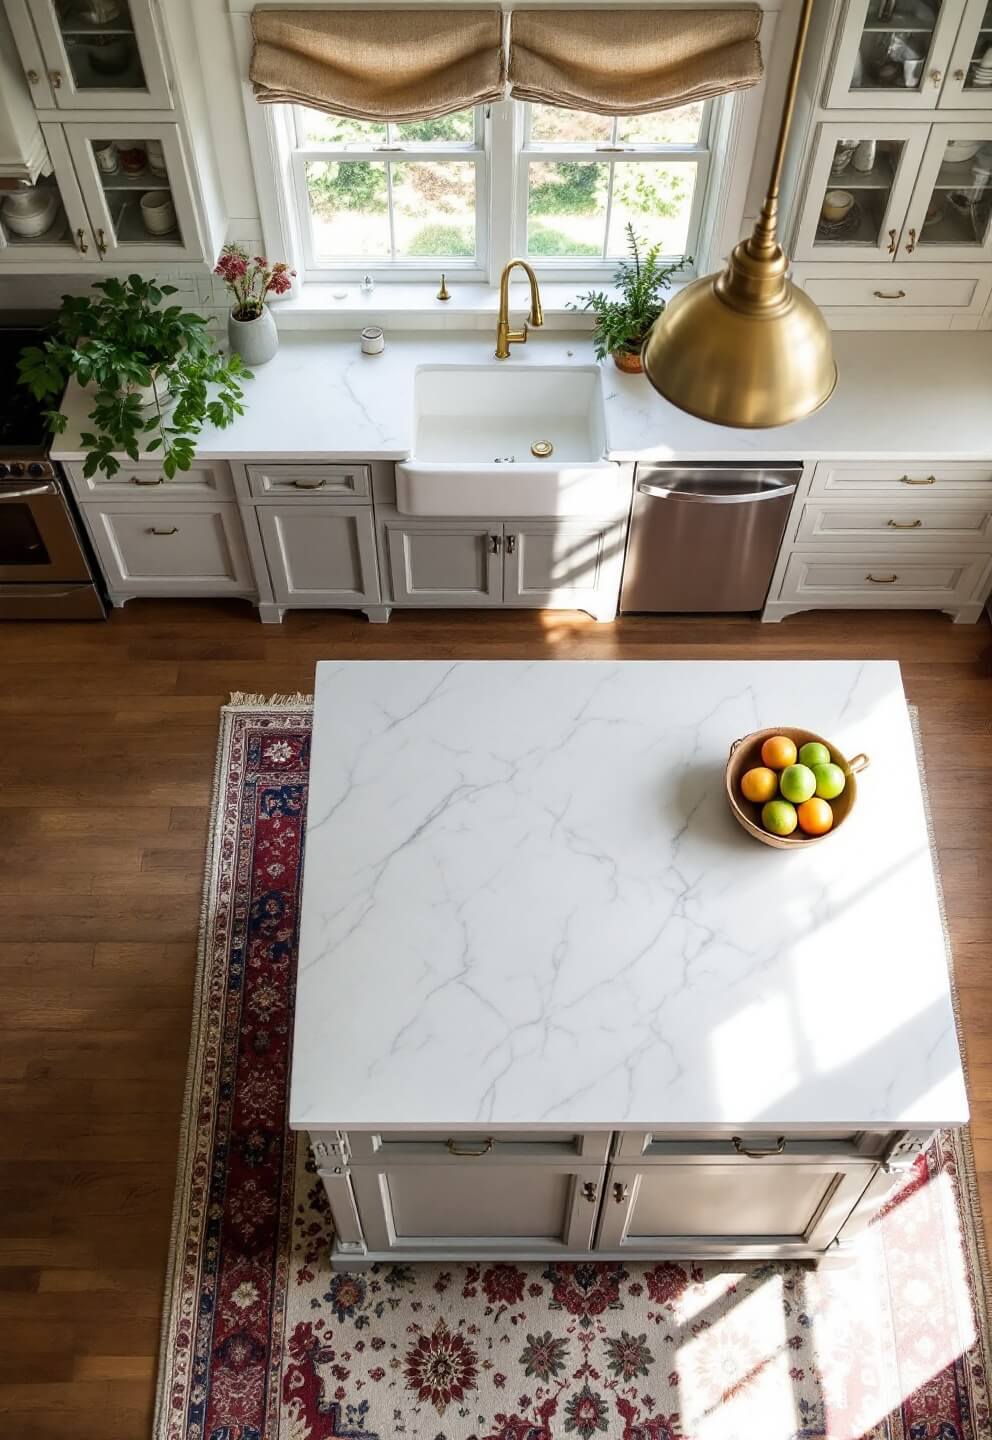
[215, 253, 247, 280]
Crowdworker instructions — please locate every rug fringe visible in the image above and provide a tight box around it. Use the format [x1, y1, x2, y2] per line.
[226, 690, 314, 708]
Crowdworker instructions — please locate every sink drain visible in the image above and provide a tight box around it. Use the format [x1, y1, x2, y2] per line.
[531, 439, 554, 457]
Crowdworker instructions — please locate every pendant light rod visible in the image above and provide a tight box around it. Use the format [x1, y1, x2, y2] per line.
[752, 0, 816, 256]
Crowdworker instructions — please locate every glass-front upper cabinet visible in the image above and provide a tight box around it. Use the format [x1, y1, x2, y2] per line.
[901, 123, 992, 256]
[794, 123, 928, 260]
[825, 0, 962, 108]
[943, 0, 992, 105]
[5, 0, 172, 109]
[0, 166, 89, 262]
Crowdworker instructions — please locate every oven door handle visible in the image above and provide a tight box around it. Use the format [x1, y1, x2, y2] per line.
[0, 481, 60, 499]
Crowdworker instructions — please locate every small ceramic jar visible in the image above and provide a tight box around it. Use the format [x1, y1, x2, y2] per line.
[140, 191, 176, 235]
[361, 326, 384, 355]
[119, 145, 147, 175]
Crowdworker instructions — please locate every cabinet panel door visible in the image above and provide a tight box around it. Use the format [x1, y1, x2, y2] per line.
[597, 1161, 874, 1257]
[26, 0, 172, 108]
[85, 502, 253, 592]
[5, 0, 56, 107]
[900, 123, 992, 263]
[385, 520, 502, 606]
[349, 1162, 604, 1255]
[6, 124, 94, 263]
[793, 123, 928, 263]
[825, 0, 961, 110]
[504, 519, 624, 611]
[65, 121, 201, 262]
[258, 504, 379, 606]
[942, 0, 992, 107]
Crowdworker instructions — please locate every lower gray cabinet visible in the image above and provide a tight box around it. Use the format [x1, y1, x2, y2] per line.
[504, 519, 625, 618]
[385, 519, 502, 606]
[347, 1160, 606, 1256]
[596, 1154, 876, 1258]
[258, 503, 380, 607]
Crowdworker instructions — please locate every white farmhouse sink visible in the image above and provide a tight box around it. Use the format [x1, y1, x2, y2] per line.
[396, 364, 620, 516]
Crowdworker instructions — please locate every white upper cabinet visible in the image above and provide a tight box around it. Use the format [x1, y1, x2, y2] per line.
[901, 120, 992, 256]
[6, 0, 172, 109]
[826, 0, 992, 110]
[794, 123, 929, 259]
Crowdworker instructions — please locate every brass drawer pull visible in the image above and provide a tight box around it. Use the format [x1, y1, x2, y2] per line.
[886, 228, 897, 255]
[887, 518, 922, 528]
[613, 1181, 629, 1204]
[75, 228, 88, 254]
[866, 573, 898, 584]
[96, 228, 107, 254]
[292, 477, 327, 488]
[732, 1135, 785, 1158]
[905, 227, 917, 254]
[581, 1181, 598, 1203]
[445, 1137, 493, 1157]
[873, 289, 905, 300]
[899, 474, 935, 485]
[131, 475, 164, 486]
[148, 526, 179, 536]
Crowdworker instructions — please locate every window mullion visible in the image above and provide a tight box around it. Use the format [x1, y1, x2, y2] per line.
[385, 160, 397, 261]
[601, 159, 615, 260]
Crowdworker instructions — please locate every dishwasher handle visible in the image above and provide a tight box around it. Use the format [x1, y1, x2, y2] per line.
[636, 477, 799, 505]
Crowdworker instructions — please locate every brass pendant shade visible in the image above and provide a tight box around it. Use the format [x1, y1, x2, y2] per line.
[642, 0, 836, 429]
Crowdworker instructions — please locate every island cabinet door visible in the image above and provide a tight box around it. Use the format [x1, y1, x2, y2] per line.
[347, 1162, 606, 1256]
[596, 1159, 877, 1258]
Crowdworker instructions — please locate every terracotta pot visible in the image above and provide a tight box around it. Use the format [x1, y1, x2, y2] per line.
[612, 347, 644, 374]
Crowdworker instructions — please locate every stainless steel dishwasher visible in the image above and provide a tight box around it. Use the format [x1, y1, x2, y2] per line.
[620, 462, 802, 613]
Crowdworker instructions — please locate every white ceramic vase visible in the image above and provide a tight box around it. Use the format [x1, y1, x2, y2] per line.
[227, 305, 278, 366]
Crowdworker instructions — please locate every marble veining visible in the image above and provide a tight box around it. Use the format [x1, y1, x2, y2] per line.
[291, 660, 967, 1132]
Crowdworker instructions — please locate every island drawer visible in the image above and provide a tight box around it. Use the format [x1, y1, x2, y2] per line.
[774, 550, 992, 608]
[65, 459, 234, 499]
[342, 1130, 611, 1164]
[809, 462, 992, 498]
[245, 462, 372, 500]
[614, 1131, 885, 1161]
[803, 276, 981, 310]
[794, 502, 992, 546]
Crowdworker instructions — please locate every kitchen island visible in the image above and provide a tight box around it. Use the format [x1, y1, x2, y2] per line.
[292, 659, 967, 1267]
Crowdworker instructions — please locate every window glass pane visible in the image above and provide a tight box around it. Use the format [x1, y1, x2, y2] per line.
[305, 160, 389, 257]
[526, 161, 607, 257]
[297, 110, 387, 146]
[618, 104, 705, 145]
[607, 162, 696, 256]
[529, 106, 612, 145]
[392, 161, 477, 257]
[392, 111, 475, 144]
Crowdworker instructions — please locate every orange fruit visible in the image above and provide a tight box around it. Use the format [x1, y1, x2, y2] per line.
[761, 734, 798, 769]
[797, 797, 834, 836]
[740, 766, 779, 804]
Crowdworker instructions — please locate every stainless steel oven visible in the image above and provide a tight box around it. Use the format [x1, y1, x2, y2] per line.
[0, 467, 106, 619]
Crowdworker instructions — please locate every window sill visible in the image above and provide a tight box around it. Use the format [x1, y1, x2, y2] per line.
[270, 280, 689, 330]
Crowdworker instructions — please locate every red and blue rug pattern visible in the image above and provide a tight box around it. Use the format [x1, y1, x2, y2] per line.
[155, 705, 992, 1440]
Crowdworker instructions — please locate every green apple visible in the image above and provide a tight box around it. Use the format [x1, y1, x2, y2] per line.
[798, 741, 831, 768]
[762, 799, 798, 836]
[812, 762, 846, 800]
[779, 764, 817, 804]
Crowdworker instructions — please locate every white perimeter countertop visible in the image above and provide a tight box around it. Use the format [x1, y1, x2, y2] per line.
[53, 330, 992, 465]
[290, 658, 967, 1133]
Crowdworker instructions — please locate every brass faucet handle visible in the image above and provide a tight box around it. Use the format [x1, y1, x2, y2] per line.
[509, 323, 527, 344]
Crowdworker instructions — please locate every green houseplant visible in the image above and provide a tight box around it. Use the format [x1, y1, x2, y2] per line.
[18, 274, 251, 479]
[572, 224, 689, 373]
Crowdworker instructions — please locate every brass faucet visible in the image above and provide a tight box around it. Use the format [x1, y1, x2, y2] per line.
[495, 259, 544, 359]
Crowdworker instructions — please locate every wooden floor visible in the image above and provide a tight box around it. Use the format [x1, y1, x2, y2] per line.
[0, 600, 990, 1438]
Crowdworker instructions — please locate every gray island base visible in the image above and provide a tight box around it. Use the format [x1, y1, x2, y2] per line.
[291, 660, 966, 1268]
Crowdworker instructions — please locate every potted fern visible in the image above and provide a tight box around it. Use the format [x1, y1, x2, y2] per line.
[17, 274, 251, 479]
[572, 224, 689, 373]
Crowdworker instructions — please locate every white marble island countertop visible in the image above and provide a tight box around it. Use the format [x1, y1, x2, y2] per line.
[52, 329, 992, 464]
[291, 659, 967, 1134]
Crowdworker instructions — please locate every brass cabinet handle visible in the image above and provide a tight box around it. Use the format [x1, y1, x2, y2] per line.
[953, 68, 966, 81]
[25, 68, 40, 84]
[873, 289, 905, 299]
[732, 1135, 786, 1158]
[131, 475, 164, 486]
[488, 533, 501, 554]
[613, 1181, 629, 1204]
[905, 227, 917, 253]
[866, 573, 898, 584]
[148, 526, 179, 536]
[505, 533, 516, 555]
[75, 228, 88, 254]
[886, 228, 897, 255]
[96, 228, 107, 254]
[581, 1181, 598, 1203]
[900, 474, 936, 485]
[50, 69, 63, 88]
[887, 517, 922, 528]
[445, 1137, 493, 1156]
[293, 476, 327, 488]
[929, 68, 942, 86]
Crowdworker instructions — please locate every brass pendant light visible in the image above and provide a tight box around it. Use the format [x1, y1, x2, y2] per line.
[642, 0, 836, 428]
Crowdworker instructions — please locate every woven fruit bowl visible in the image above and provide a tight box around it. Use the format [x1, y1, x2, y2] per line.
[725, 726, 869, 850]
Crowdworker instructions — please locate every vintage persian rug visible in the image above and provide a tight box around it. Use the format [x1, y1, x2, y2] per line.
[154, 697, 992, 1440]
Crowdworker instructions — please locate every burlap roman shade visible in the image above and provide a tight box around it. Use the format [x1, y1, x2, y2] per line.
[507, 7, 763, 114]
[250, 8, 506, 121]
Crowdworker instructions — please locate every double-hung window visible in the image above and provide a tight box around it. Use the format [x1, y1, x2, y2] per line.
[290, 106, 487, 278]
